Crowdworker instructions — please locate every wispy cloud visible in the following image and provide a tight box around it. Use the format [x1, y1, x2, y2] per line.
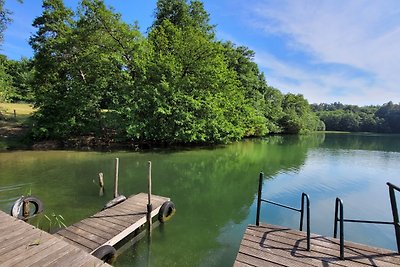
[239, 0, 400, 105]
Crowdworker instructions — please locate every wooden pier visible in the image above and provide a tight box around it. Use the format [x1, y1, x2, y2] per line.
[0, 210, 110, 267]
[234, 224, 400, 267]
[0, 193, 171, 266]
[55, 193, 170, 254]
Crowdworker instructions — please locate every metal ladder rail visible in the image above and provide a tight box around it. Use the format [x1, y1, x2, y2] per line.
[255, 171, 311, 251]
[334, 182, 400, 260]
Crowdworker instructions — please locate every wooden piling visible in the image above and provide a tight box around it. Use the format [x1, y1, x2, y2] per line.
[114, 158, 119, 198]
[147, 161, 153, 233]
[98, 172, 104, 196]
[23, 199, 29, 219]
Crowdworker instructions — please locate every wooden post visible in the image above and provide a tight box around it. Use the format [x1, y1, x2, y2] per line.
[98, 172, 104, 196]
[23, 200, 29, 219]
[114, 158, 119, 198]
[13, 109, 16, 118]
[147, 161, 153, 233]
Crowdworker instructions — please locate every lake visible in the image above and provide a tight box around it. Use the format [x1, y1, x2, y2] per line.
[1, 133, 399, 266]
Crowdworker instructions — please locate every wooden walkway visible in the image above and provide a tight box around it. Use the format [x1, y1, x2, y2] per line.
[54, 193, 169, 253]
[234, 224, 400, 267]
[0, 210, 110, 267]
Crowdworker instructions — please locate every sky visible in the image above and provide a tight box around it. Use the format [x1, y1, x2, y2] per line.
[2, 0, 400, 106]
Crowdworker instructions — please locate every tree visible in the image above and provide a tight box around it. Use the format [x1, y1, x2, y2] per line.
[0, 0, 12, 44]
[3, 57, 34, 102]
[127, 19, 248, 143]
[153, 0, 214, 37]
[30, 0, 150, 140]
[279, 93, 321, 134]
[222, 42, 268, 136]
[30, 0, 87, 138]
[0, 54, 13, 102]
[376, 102, 400, 133]
[28, 0, 325, 145]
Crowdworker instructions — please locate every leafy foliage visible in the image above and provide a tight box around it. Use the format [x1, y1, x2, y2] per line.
[26, 0, 323, 144]
[0, 0, 12, 44]
[312, 102, 400, 133]
[0, 56, 34, 102]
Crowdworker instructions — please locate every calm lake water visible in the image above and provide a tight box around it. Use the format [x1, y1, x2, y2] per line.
[1, 133, 400, 266]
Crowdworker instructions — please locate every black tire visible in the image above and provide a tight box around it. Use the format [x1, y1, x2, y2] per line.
[158, 201, 176, 223]
[10, 196, 24, 218]
[92, 245, 116, 263]
[10, 195, 44, 219]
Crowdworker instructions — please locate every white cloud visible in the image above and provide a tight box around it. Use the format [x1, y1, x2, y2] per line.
[254, 51, 398, 105]
[241, 0, 400, 105]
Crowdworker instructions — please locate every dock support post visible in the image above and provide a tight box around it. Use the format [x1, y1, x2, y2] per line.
[23, 199, 29, 219]
[98, 172, 104, 196]
[114, 158, 119, 198]
[147, 161, 153, 233]
[256, 172, 263, 226]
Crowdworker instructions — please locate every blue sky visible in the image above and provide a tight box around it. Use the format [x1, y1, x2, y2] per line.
[2, 0, 400, 106]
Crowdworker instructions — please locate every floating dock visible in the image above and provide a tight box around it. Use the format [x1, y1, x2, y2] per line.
[54, 193, 170, 254]
[0, 210, 110, 267]
[1, 193, 171, 266]
[234, 224, 400, 267]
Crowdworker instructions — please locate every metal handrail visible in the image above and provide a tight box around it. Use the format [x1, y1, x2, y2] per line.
[334, 182, 400, 260]
[256, 172, 311, 251]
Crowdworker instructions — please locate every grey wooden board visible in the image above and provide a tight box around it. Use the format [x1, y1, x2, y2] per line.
[55, 193, 169, 253]
[0, 210, 111, 266]
[234, 224, 400, 267]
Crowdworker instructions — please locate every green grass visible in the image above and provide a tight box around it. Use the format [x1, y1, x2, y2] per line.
[0, 103, 35, 150]
[0, 103, 35, 123]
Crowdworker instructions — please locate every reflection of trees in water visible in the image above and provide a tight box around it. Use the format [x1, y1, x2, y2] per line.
[121, 135, 324, 266]
[321, 133, 400, 152]
[0, 136, 326, 267]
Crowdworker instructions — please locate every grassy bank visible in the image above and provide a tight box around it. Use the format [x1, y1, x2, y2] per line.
[0, 103, 35, 150]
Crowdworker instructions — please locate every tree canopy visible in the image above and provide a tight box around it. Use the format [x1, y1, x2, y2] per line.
[4, 0, 323, 146]
[312, 102, 400, 133]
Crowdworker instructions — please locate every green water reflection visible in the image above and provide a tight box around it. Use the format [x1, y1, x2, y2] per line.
[0, 133, 399, 266]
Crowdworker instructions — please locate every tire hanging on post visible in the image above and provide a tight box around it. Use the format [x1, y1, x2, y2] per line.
[158, 201, 176, 223]
[10, 195, 44, 220]
[92, 245, 116, 263]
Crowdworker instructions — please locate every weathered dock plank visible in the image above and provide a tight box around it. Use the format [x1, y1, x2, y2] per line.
[234, 224, 400, 267]
[55, 193, 170, 253]
[0, 210, 110, 267]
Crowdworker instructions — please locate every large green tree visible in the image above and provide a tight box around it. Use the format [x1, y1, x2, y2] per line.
[29, 0, 324, 144]
[30, 0, 147, 139]
[30, 0, 80, 138]
[279, 93, 322, 134]
[128, 19, 248, 143]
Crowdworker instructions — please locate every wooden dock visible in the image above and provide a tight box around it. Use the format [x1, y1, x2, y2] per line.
[54, 193, 170, 254]
[0, 210, 110, 267]
[234, 224, 400, 267]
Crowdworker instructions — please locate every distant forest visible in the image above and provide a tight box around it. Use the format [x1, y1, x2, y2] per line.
[312, 102, 400, 133]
